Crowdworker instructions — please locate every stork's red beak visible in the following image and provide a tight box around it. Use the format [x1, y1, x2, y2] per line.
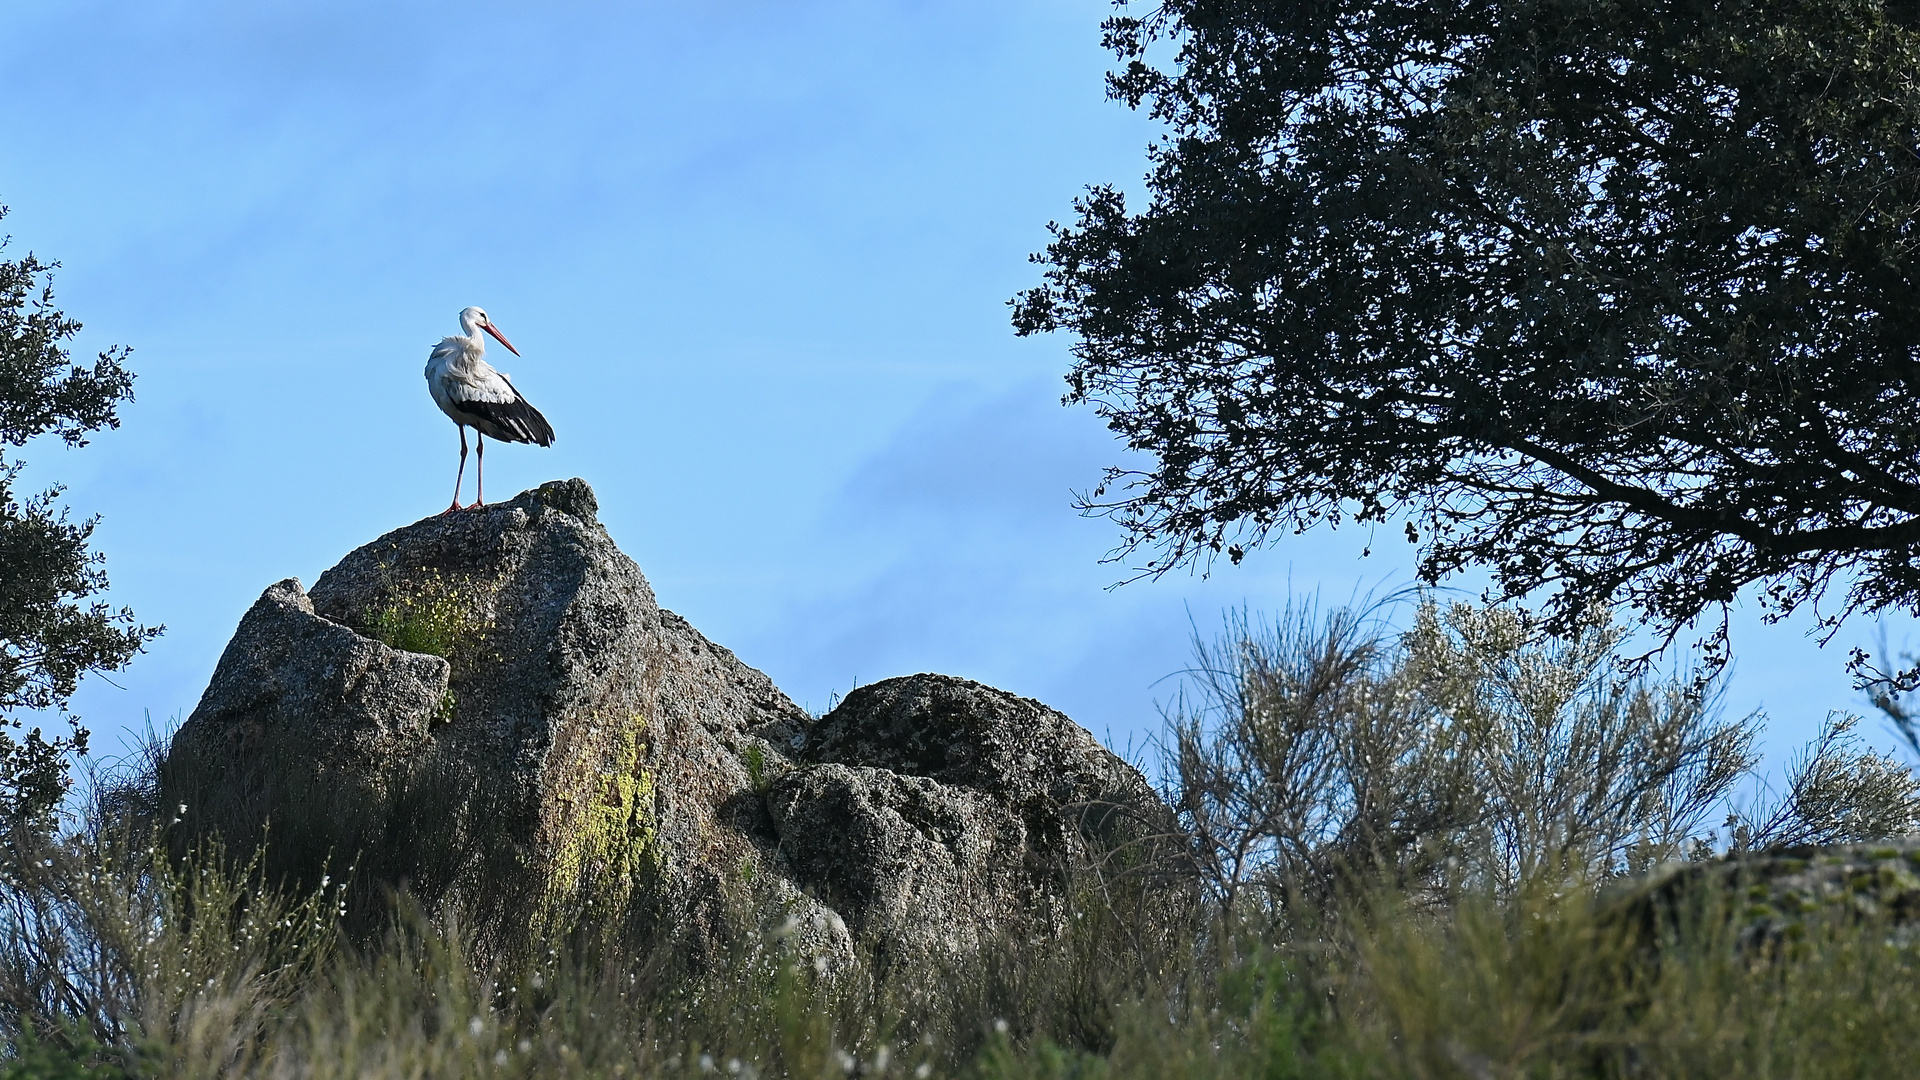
[482, 321, 521, 357]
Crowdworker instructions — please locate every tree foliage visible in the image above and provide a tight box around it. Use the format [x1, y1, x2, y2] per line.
[1016, 0, 1920, 666]
[0, 208, 154, 840]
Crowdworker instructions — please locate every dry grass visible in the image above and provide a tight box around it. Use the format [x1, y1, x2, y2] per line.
[9, 598, 1920, 1077]
[8, 801, 1920, 1077]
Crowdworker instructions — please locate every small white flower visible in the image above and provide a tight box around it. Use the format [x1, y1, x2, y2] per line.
[493, 1049, 509, 1066]
[992, 1018, 1008, 1036]
[915, 1064, 932, 1079]
[517, 1039, 532, 1054]
[872, 1044, 890, 1072]
[836, 1049, 858, 1074]
[812, 955, 829, 975]
[468, 1016, 485, 1038]
[727, 1058, 742, 1075]
[699, 1053, 716, 1073]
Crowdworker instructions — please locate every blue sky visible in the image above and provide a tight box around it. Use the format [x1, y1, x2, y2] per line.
[0, 0, 1908, 775]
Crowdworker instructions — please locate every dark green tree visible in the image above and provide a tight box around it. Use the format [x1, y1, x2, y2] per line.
[1015, 0, 1920, 671]
[0, 208, 155, 841]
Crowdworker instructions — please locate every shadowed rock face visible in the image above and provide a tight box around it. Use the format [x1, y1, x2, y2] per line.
[768, 764, 1017, 955]
[164, 479, 1175, 960]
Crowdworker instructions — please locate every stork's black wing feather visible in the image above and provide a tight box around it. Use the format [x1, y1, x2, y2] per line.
[452, 391, 556, 446]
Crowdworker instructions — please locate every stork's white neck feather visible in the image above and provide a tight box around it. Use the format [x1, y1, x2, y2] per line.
[445, 311, 484, 365]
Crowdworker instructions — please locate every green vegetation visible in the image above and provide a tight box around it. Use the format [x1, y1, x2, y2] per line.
[7, 600, 1920, 1077]
[359, 567, 496, 726]
[361, 568, 494, 663]
[747, 744, 766, 791]
[0, 209, 157, 848]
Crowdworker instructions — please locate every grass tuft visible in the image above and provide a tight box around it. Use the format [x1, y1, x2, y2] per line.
[360, 569, 493, 662]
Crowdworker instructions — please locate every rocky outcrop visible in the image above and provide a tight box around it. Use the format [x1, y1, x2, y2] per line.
[163, 479, 1176, 962]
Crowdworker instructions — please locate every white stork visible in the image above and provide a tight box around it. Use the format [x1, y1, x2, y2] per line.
[426, 306, 555, 512]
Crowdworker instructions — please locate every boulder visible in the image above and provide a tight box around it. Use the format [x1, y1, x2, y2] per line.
[1607, 839, 1920, 951]
[798, 674, 1172, 852]
[164, 579, 450, 848]
[767, 763, 1019, 960]
[174, 578, 449, 765]
[767, 675, 1180, 959]
[163, 479, 1176, 962]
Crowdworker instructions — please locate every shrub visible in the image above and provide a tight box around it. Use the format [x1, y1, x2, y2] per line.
[1164, 599, 1766, 923]
[1163, 596, 1920, 931]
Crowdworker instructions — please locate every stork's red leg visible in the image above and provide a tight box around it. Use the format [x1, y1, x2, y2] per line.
[443, 426, 469, 514]
[474, 433, 486, 508]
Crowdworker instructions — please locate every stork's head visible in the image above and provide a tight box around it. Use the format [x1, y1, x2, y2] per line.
[459, 305, 520, 356]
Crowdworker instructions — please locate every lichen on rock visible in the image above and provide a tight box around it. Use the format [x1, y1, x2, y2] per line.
[537, 712, 660, 940]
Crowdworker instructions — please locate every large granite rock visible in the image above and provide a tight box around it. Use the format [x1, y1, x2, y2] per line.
[163, 479, 1176, 961]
